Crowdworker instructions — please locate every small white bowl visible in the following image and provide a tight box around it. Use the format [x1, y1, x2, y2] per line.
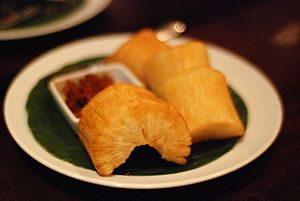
[48, 62, 144, 131]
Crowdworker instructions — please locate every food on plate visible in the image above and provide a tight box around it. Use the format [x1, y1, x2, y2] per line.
[144, 41, 210, 91]
[63, 74, 114, 117]
[141, 40, 244, 143]
[50, 28, 245, 175]
[107, 29, 170, 82]
[154, 68, 245, 142]
[77, 84, 191, 176]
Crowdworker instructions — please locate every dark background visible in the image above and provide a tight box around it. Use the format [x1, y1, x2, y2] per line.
[1, 0, 299, 200]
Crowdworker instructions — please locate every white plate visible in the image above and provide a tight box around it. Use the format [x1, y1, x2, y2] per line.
[0, 0, 112, 40]
[4, 33, 283, 189]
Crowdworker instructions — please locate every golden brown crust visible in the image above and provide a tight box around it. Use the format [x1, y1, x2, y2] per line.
[144, 41, 210, 92]
[77, 84, 191, 176]
[155, 68, 245, 142]
[107, 29, 170, 82]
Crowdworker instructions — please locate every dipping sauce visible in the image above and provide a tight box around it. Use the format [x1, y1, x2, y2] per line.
[63, 74, 114, 117]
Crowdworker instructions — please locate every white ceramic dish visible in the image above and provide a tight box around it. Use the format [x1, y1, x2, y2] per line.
[0, 0, 112, 40]
[4, 33, 283, 189]
[48, 62, 144, 130]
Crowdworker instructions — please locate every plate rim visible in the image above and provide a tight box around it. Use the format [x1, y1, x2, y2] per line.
[0, 0, 112, 40]
[3, 33, 284, 189]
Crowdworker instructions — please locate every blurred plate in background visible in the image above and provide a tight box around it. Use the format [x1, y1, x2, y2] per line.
[0, 0, 111, 40]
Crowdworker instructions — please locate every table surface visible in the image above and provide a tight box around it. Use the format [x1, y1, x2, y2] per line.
[1, 0, 299, 200]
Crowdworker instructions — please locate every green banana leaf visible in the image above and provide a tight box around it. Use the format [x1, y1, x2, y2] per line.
[26, 57, 248, 175]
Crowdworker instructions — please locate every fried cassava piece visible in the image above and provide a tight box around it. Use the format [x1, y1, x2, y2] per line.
[143, 41, 245, 143]
[144, 41, 210, 91]
[108, 29, 170, 82]
[77, 84, 192, 176]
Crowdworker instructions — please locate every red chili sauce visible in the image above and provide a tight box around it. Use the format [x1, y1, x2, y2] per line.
[63, 74, 114, 117]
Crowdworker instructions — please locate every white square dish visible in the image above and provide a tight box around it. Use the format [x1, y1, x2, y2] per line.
[48, 62, 144, 131]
